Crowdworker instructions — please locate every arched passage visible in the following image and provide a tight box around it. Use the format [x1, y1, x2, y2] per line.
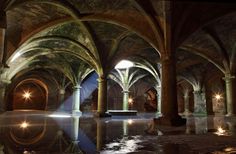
[10, 78, 48, 110]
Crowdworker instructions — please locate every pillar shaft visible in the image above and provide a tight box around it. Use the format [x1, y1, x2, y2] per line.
[193, 91, 206, 114]
[156, 86, 161, 114]
[0, 86, 6, 112]
[205, 84, 214, 115]
[0, 11, 7, 65]
[96, 120, 106, 151]
[59, 89, 65, 111]
[224, 75, 235, 116]
[161, 55, 178, 118]
[97, 77, 107, 114]
[184, 94, 190, 114]
[72, 85, 81, 114]
[71, 117, 79, 141]
[122, 91, 129, 110]
[0, 78, 10, 112]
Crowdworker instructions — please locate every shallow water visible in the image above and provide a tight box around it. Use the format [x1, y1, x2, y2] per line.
[0, 111, 236, 154]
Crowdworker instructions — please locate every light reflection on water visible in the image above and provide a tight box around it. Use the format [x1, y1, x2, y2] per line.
[100, 136, 143, 154]
[0, 112, 236, 153]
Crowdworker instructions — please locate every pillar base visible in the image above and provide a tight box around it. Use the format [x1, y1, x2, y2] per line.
[94, 112, 112, 118]
[226, 113, 236, 117]
[153, 115, 186, 126]
[72, 110, 82, 116]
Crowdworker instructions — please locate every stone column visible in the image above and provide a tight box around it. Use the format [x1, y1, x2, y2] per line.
[96, 76, 110, 117]
[0, 11, 7, 65]
[72, 85, 82, 115]
[71, 116, 80, 141]
[223, 74, 235, 116]
[193, 90, 206, 114]
[59, 88, 65, 111]
[0, 78, 10, 112]
[96, 119, 106, 151]
[122, 90, 129, 110]
[183, 92, 190, 115]
[155, 86, 161, 115]
[123, 120, 128, 136]
[157, 54, 185, 126]
[205, 84, 214, 115]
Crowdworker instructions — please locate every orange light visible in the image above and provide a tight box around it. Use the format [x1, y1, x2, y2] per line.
[23, 91, 31, 99]
[215, 94, 221, 100]
[20, 121, 29, 129]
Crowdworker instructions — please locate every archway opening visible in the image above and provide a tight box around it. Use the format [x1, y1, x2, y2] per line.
[12, 79, 48, 110]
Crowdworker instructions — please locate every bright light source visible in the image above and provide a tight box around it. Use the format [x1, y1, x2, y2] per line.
[128, 98, 133, 104]
[23, 91, 31, 99]
[115, 60, 134, 69]
[20, 121, 29, 129]
[215, 94, 222, 100]
[128, 119, 133, 125]
[48, 114, 71, 118]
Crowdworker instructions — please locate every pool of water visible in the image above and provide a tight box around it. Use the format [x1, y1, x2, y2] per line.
[0, 111, 236, 154]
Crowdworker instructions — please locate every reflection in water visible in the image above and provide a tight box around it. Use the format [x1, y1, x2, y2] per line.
[1, 112, 236, 153]
[214, 127, 226, 136]
[20, 121, 29, 129]
[101, 136, 142, 154]
[212, 147, 236, 154]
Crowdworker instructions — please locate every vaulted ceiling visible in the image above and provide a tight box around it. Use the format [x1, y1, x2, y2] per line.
[0, 0, 236, 87]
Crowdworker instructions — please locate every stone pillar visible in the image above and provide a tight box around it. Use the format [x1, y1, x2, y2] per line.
[0, 78, 10, 112]
[122, 90, 129, 110]
[72, 85, 82, 115]
[193, 90, 206, 114]
[59, 88, 65, 111]
[96, 76, 110, 117]
[0, 11, 7, 65]
[156, 54, 185, 126]
[223, 74, 235, 116]
[123, 120, 128, 136]
[71, 116, 80, 141]
[156, 86, 161, 115]
[96, 119, 106, 151]
[205, 84, 214, 115]
[183, 92, 190, 115]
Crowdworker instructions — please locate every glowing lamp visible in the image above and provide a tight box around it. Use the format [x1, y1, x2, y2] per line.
[20, 121, 29, 129]
[23, 91, 31, 99]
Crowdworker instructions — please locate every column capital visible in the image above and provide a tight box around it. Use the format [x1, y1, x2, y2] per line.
[97, 76, 107, 83]
[0, 78, 10, 88]
[59, 89, 65, 94]
[193, 90, 202, 94]
[122, 90, 129, 93]
[160, 52, 175, 62]
[223, 74, 235, 81]
[73, 85, 81, 89]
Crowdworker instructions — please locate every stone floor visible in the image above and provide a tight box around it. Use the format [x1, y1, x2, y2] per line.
[0, 111, 236, 154]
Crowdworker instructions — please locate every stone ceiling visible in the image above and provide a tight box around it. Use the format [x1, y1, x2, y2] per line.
[1, 0, 236, 85]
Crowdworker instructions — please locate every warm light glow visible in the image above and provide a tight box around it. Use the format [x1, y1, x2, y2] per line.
[218, 127, 225, 134]
[214, 126, 226, 136]
[20, 121, 29, 129]
[115, 60, 134, 69]
[128, 119, 133, 125]
[215, 94, 222, 100]
[23, 91, 31, 99]
[48, 114, 71, 118]
[128, 98, 133, 104]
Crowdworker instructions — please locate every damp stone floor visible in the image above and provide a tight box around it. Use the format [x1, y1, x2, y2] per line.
[0, 111, 236, 154]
